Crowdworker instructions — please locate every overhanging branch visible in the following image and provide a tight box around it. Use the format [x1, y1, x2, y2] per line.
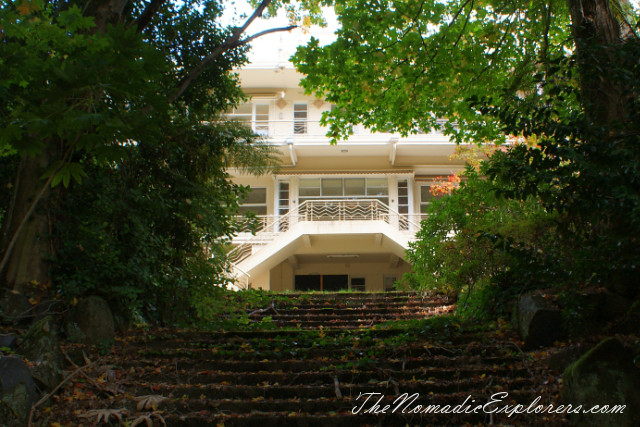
[169, 0, 296, 104]
[135, 0, 166, 33]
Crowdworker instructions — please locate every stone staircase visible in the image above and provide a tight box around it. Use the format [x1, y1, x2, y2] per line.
[51, 292, 568, 426]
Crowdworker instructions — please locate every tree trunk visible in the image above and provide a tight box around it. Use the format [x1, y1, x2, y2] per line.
[0, 152, 54, 293]
[567, 0, 632, 126]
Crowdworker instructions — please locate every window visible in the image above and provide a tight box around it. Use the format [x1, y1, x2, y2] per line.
[298, 178, 389, 205]
[278, 181, 290, 232]
[278, 182, 290, 216]
[299, 179, 321, 197]
[344, 178, 365, 196]
[225, 103, 270, 136]
[420, 185, 441, 213]
[351, 277, 366, 291]
[397, 179, 409, 214]
[366, 178, 388, 197]
[321, 178, 342, 196]
[293, 104, 307, 134]
[239, 187, 267, 215]
[254, 104, 269, 135]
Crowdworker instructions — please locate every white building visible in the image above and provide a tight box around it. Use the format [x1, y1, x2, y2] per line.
[226, 61, 465, 291]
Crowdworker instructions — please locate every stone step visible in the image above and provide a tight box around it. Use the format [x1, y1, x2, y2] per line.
[49, 292, 567, 426]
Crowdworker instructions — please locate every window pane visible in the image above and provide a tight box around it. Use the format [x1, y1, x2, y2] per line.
[300, 179, 320, 188]
[235, 103, 252, 115]
[367, 186, 388, 196]
[322, 178, 343, 196]
[299, 179, 320, 197]
[239, 205, 267, 215]
[255, 104, 269, 117]
[300, 187, 321, 197]
[344, 178, 365, 196]
[294, 104, 307, 134]
[421, 185, 434, 202]
[241, 187, 266, 204]
[294, 104, 307, 116]
[367, 178, 387, 187]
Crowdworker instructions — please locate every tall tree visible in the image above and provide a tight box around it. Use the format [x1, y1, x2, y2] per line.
[293, 0, 637, 140]
[0, 0, 319, 301]
[294, 1, 640, 298]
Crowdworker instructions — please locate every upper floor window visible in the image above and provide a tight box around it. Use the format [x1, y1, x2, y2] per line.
[419, 185, 443, 213]
[293, 103, 307, 134]
[225, 103, 269, 136]
[299, 177, 388, 205]
[239, 187, 267, 215]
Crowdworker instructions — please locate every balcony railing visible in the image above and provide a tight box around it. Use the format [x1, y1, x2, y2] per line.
[228, 199, 426, 265]
[223, 119, 455, 139]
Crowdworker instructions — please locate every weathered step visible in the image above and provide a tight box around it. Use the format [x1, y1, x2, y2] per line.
[274, 299, 451, 309]
[116, 357, 528, 377]
[253, 303, 452, 316]
[129, 364, 526, 385]
[131, 345, 522, 364]
[128, 339, 511, 356]
[256, 311, 447, 320]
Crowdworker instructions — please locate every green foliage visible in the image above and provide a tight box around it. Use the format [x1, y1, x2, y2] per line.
[293, 0, 573, 142]
[193, 288, 293, 330]
[477, 42, 640, 295]
[408, 39, 640, 321]
[296, 0, 640, 325]
[49, 122, 277, 323]
[0, 0, 283, 324]
[405, 166, 558, 318]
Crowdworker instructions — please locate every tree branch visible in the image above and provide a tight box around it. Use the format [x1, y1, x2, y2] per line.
[235, 25, 297, 49]
[168, 0, 278, 104]
[135, 0, 166, 33]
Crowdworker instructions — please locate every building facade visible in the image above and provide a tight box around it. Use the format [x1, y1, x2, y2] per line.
[227, 65, 465, 291]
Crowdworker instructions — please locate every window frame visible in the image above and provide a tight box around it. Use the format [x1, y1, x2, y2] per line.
[226, 103, 270, 136]
[293, 103, 308, 134]
[238, 186, 268, 216]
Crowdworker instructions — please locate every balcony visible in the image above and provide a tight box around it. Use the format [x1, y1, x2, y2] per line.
[229, 199, 427, 265]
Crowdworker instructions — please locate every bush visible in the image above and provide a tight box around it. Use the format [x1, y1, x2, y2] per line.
[406, 163, 560, 320]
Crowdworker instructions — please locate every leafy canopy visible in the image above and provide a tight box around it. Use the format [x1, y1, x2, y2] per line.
[293, 0, 573, 142]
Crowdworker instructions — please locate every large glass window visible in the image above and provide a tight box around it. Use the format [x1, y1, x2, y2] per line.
[321, 178, 342, 196]
[299, 179, 321, 197]
[298, 178, 389, 205]
[239, 187, 267, 215]
[344, 178, 365, 196]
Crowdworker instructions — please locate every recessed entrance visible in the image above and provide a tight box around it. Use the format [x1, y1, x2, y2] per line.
[295, 275, 348, 291]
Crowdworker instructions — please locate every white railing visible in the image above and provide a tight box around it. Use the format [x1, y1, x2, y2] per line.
[222, 119, 455, 139]
[233, 215, 272, 233]
[227, 199, 422, 265]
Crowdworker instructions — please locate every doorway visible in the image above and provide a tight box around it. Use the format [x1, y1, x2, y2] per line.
[295, 275, 348, 291]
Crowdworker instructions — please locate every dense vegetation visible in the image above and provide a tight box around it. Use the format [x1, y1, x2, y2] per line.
[294, 0, 640, 327]
[0, 0, 310, 324]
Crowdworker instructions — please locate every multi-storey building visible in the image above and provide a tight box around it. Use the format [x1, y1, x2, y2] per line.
[226, 63, 465, 291]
